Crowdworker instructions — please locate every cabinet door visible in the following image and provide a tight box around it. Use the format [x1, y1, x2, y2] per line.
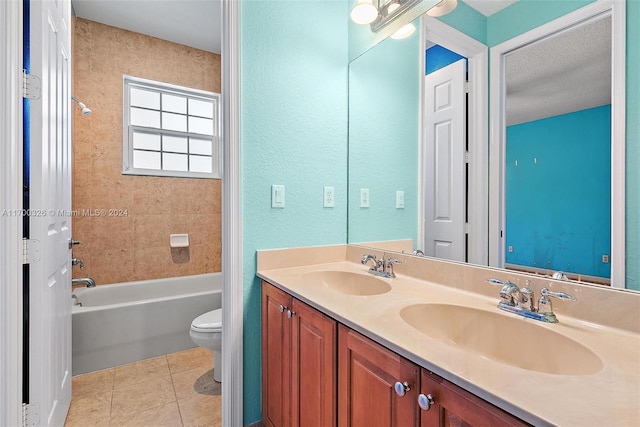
[338, 325, 420, 427]
[262, 282, 292, 427]
[419, 370, 529, 427]
[291, 299, 337, 427]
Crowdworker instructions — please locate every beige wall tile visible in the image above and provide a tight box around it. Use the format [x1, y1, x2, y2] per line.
[90, 248, 134, 285]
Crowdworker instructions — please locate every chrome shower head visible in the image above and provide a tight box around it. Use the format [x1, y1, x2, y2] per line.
[71, 96, 92, 115]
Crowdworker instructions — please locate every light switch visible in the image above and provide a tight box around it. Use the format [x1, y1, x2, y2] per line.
[323, 186, 335, 208]
[360, 188, 370, 208]
[396, 191, 405, 209]
[272, 185, 285, 208]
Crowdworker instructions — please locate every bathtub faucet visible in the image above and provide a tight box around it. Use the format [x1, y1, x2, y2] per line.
[72, 277, 96, 288]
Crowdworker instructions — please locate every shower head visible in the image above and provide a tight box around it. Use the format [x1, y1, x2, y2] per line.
[71, 96, 92, 115]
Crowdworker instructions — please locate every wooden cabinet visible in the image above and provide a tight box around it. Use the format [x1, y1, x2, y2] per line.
[338, 326, 420, 427]
[262, 281, 337, 427]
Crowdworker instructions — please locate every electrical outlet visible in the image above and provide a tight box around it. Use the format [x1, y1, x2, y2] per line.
[508, 246, 514, 253]
[602, 254, 609, 263]
[323, 186, 335, 208]
[396, 191, 404, 209]
[271, 185, 285, 208]
[360, 188, 370, 208]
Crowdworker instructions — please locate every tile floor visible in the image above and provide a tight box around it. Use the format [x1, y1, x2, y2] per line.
[64, 347, 221, 427]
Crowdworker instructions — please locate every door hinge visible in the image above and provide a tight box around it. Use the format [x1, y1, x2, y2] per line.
[22, 70, 41, 100]
[22, 238, 41, 265]
[464, 151, 470, 163]
[22, 402, 40, 427]
[464, 81, 470, 94]
[464, 223, 470, 234]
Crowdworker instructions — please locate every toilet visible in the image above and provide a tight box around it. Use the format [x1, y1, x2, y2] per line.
[190, 308, 222, 382]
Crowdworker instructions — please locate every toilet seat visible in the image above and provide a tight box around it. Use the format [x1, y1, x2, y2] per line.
[191, 308, 222, 333]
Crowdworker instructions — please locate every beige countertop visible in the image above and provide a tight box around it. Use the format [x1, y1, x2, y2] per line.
[257, 245, 640, 427]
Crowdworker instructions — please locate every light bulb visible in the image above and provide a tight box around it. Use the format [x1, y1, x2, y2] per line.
[350, 0, 379, 25]
[426, 0, 458, 17]
[391, 23, 416, 39]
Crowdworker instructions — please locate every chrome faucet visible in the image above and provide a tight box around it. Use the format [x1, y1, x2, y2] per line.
[361, 254, 399, 278]
[487, 278, 575, 323]
[72, 277, 96, 288]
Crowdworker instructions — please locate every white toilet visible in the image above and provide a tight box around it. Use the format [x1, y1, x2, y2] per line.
[190, 308, 222, 382]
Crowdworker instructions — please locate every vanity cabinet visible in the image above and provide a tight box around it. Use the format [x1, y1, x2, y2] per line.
[262, 281, 337, 427]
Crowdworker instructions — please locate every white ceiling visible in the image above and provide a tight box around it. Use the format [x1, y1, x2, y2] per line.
[71, 0, 222, 54]
[462, 0, 518, 16]
[505, 16, 611, 125]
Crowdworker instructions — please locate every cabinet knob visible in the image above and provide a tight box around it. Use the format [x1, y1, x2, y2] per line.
[394, 381, 411, 397]
[286, 309, 296, 318]
[278, 304, 287, 313]
[418, 393, 435, 411]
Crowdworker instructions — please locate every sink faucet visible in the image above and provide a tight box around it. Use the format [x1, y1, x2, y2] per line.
[486, 278, 575, 323]
[361, 254, 399, 278]
[72, 277, 96, 288]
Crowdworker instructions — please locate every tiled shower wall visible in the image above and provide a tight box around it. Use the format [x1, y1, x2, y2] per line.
[71, 18, 222, 285]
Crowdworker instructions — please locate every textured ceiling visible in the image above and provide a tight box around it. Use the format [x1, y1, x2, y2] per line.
[505, 16, 611, 126]
[71, 0, 222, 54]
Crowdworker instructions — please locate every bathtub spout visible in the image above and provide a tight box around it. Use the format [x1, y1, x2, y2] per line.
[72, 277, 96, 288]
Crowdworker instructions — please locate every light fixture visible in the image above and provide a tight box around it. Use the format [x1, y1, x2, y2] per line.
[390, 22, 416, 39]
[71, 96, 92, 115]
[350, 0, 379, 25]
[426, 0, 457, 17]
[369, 0, 422, 32]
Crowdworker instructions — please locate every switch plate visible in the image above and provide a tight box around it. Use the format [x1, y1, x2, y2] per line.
[508, 245, 514, 253]
[271, 185, 285, 208]
[360, 188, 370, 208]
[323, 186, 335, 208]
[396, 191, 405, 209]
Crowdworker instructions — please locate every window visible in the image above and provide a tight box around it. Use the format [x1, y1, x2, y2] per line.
[122, 75, 221, 178]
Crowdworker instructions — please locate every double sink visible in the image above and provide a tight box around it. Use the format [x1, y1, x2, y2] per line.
[301, 269, 603, 376]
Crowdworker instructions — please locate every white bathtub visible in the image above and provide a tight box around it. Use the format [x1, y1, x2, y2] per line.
[72, 273, 222, 375]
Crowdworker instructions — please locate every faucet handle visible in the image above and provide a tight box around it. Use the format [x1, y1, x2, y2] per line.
[538, 288, 575, 320]
[540, 288, 576, 301]
[72, 257, 84, 269]
[486, 278, 517, 287]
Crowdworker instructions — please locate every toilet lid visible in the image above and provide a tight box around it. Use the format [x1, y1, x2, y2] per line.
[191, 308, 222, 333]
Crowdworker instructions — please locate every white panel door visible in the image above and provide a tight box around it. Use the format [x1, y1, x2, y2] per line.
[423, 59, 466, 262]
[28, 0, 72, 425]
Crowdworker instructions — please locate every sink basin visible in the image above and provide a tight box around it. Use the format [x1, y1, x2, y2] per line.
[400, 304, 603, 375]
[301, 271, 391, 296]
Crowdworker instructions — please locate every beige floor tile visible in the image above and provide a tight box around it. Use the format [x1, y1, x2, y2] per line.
[172, 365, 221, 400]
[178, 394, 222, 427]
[111, 376, 177, 418]
[110, 401, 183, 427]
[71, 368, 115, 399]
[64, 414, 110, 427]
[167, 347, 213, 374]
[113, 355, 171, 389]
[65, 390, 112, 423]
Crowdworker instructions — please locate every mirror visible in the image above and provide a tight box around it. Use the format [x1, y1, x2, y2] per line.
[348, 1, 633, 290]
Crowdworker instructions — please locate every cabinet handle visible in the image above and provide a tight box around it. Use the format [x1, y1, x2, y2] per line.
[278, 304, 287, 313]
[418, 393, 435, 411]
[286, 309, 296, 318]
[394, 381, 411, 397]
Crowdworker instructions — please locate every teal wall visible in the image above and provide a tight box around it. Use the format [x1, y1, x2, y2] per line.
[348, 28, 420, 244]
[506, 106, 611, 278]
[241, 1, 349, 423]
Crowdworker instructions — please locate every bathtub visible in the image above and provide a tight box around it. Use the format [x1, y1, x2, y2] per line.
[72, 273, 222, 375]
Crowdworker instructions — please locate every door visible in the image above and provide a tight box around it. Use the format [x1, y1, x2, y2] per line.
[27, 0, 73, 425]
[338, 326, 419, 427]
[423, 59, 466, 262]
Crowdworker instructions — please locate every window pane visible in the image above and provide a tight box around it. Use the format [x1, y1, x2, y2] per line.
[190, 155, 212, 173]
[189, 137, 212, 155]
[163, 153, 188, 171]
[131, 107, 161, 128]
[133, 150, 161, 170]
[189, 116, 214, 135]
[162, 112, 187, 132]
[130, 87, 160, 109]
[189, 98, 214, 118]
[163, 93, 187, 114]
[163, 135, 188, 153]
[133, 132, 161, 150]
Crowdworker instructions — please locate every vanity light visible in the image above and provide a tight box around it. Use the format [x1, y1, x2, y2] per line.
[426, 0, 457, 17]
[390, 23, 416, 39]
[351, 0, 379, 25]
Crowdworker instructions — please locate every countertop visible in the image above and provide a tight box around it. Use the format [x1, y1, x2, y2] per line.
[257, 254, 640, 427]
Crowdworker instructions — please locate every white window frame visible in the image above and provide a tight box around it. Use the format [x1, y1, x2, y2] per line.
[122, 75, 222, 179]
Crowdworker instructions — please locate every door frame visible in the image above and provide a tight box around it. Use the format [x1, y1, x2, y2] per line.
[488, 0, 626, 287]
[0, 0, 24, 426]
[420, 16, 489, 265]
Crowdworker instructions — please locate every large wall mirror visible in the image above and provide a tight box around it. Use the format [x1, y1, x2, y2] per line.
[348, 0, 633, 291]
